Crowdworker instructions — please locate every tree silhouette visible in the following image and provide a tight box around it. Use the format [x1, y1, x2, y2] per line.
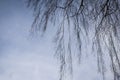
[27, 0, 120, 80]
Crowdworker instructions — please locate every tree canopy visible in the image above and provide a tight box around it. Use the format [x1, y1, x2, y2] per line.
[27, 0, 120, 80]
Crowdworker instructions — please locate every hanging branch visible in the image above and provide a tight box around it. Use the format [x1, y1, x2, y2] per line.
[27, 0, 120, 80]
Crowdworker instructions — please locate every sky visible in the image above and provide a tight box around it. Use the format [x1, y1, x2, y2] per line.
[0, 0, 58, 80]
[0, 0, 113, 80]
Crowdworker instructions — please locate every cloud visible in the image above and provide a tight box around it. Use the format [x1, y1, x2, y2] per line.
[0, 0, 113, 80]
[0, 52, 58, 80]
[0, 0, 58, 80]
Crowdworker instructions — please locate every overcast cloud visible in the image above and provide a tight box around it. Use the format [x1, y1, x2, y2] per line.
[0, 0, 113, 80]
[0, 0, 58, 80]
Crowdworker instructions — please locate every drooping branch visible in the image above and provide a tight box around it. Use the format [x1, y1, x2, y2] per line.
[27, 0, 120, 80]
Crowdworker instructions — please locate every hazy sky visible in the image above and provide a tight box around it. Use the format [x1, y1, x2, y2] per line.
[0, 0, 113, 80]
[0, 0, 58, 80]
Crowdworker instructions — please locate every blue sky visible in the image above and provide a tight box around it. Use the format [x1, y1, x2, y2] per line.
[0, 0, 113, 80]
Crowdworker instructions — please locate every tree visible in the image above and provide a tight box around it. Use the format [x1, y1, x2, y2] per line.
[27, 0, 120, 80]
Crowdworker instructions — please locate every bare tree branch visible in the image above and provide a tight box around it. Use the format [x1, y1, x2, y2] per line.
[27, 0, 120, 80]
